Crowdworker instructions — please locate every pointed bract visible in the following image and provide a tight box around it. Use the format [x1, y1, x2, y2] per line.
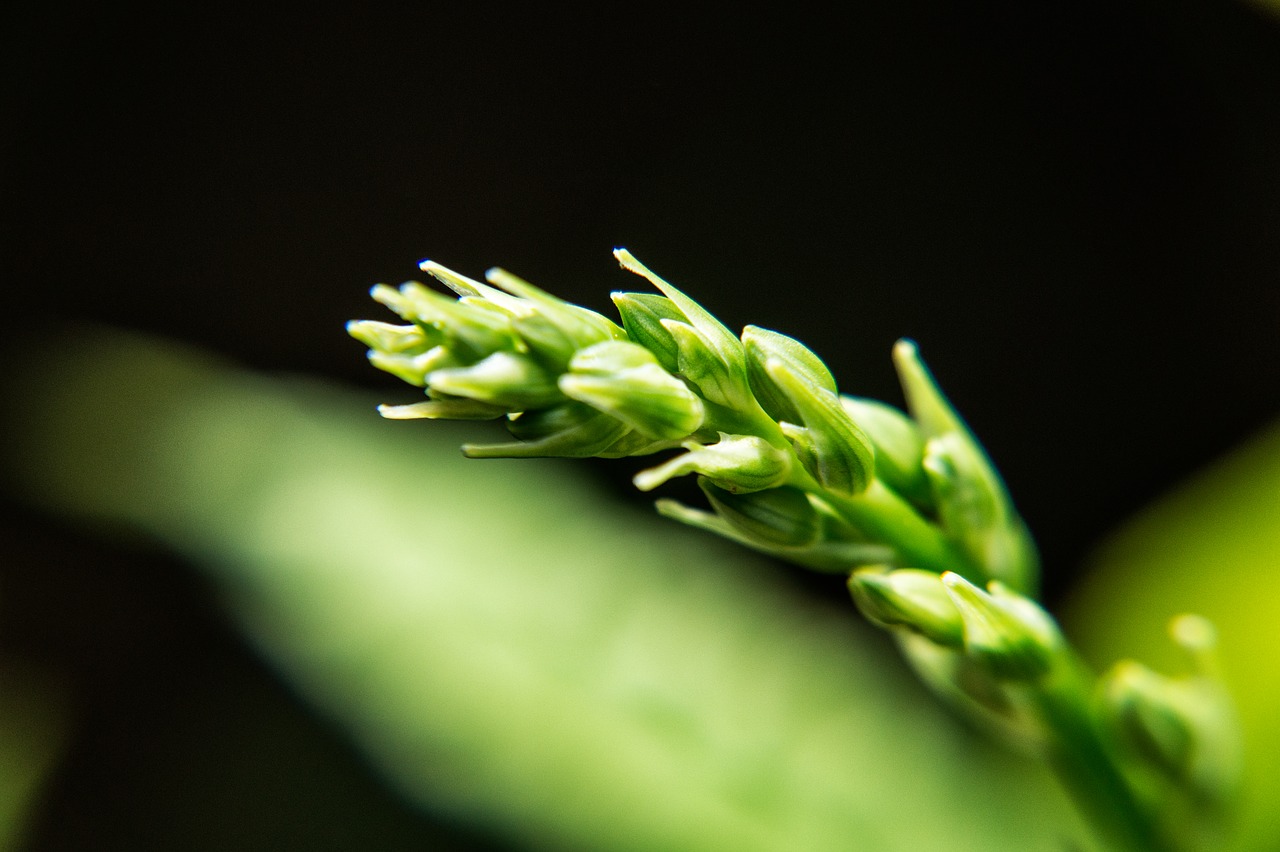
[615, 249, 751, 406]
[767, 358, 874, 496]
[633, 433, 791, 493]
[743, 325, 837, 424]
[611, 292, 685, 372]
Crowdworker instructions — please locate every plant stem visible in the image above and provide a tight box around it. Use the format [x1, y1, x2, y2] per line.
[1034, 655, 1175, 852]
[824, 480, 982, 583]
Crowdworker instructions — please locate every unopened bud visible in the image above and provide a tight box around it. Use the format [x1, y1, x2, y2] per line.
[924, 433, 1038, 595]
[700, 481, 821, 547]
[1101, 615, 1239, 800]
[840, 396, 930, 507]
[768, 359, 874, 496]
[1104, 661, 1196, 782]
[849, 569, 965, 646]
[479, 267, 623, 365]
[346, 319, 432, 354]
[742, 325, 837, 424]
[560, 341, 704, 440]
[464, 401, 631, 459]
[426, 351, 560, 410]
[366, 346, 455, 387]
[611, 292, 686, 373]
[893, 339, 1039, 594]
[389, 282, 516, 361]
[653, 495, 891, 571]
[942, 573, 1060, 681]
[614, 249, 751, 408]
[633, 433, 791, 493]
[377, 398, 508, 421]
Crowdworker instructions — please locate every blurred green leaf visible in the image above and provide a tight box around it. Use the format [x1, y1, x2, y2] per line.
[0, 662, 66, 852]
[1063, 420, 1280, 852]
[3, 328, 1089, 851]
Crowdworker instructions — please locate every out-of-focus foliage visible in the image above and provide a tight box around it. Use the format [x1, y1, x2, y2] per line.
[0, 662, 66, 852]
[2, 328, 1089, 851]
[1248, 0, 1280, 18]
[1065, 420, 1280, 852]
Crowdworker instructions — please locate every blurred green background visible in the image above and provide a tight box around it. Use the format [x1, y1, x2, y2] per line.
[3, 2, 1279, 850]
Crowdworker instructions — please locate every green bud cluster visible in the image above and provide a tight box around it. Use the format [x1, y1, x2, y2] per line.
[351, 250, 1237, 850]
[1100, 615, 1239, 808]
[350, 249, 1038, 591]
[349, 260, 702, 460]
[849, 568, 1060, 681]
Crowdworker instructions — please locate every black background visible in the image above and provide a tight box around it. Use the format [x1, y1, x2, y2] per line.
[3, 3, 1279, 849]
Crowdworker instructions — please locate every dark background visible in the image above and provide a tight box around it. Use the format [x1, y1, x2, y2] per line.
[3, 3, 1279, 849]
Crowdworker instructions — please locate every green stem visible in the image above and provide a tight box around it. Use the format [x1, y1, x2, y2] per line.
[1034, 655, 1175, 852]
[824, 480, 982, 582]
[703, 396, 983, 583]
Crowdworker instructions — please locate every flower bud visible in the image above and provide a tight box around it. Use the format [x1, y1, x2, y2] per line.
[426, 351, 561, 410]
[1100, 615, 1239, 800]
[839, 396, 931, 507]
[894, 339, 1038, 594]
[383, 281, 517, 361]
[941, 573, 1060, 681]
[924, 433, 1039, 595]
[653, 496, 892, 572]
[560, 341, 704, 440]
[767, 359, 874, 496]
[632, 433, 791, 493]
[848, 568, 965, 647]
[1104, 661, 1196, 782]
[656, 319, 745, 408]
[699, 481, 821, 547]
[365, 345, 456, 387]
[742, 325, 837, 424]
[464, 401, 631, 459]
[480, 267, 623, 366]
[614, 249, 751, 408]
[610, 292, 686, 373]
[346, 319, 432, 354]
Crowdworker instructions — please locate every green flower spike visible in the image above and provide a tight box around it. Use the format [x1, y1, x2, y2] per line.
[352, 252, 1234, 852]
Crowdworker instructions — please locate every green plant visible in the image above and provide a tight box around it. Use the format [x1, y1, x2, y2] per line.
[349, 250, 1239, 851]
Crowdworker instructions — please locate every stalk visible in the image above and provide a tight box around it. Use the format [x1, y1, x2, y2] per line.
[1033, 655, 1174, 852]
